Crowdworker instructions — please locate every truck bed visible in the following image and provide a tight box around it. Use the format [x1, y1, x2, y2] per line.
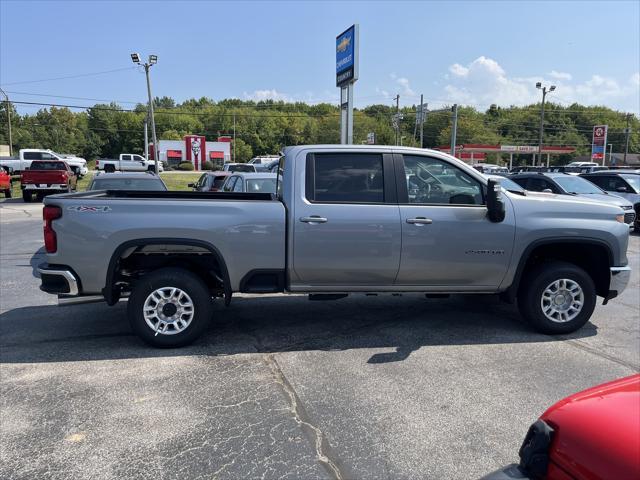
[58, 190, 275, 201]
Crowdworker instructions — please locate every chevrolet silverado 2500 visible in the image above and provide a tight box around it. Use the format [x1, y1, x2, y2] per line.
[38, 145, 631, 347]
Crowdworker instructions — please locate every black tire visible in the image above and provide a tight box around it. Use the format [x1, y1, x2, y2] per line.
[22, 191, 32, 203]
[518, 261, 596, 335]
[127, 267, 212, 347]
[4, 188, 11, 198]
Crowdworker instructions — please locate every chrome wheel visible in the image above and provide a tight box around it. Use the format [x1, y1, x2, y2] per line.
[143, 287, 194, 335]
[540, 278, 584, 323]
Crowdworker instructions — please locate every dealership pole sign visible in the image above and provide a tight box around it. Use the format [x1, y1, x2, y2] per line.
[337, 24, 358, 144]
[591, 125, 608, 163]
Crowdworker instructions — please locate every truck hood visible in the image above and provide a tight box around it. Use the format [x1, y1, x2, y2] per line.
[540, 374, 640, 479]
[574, 192, 633, 208]
[507, 190, 624, 216]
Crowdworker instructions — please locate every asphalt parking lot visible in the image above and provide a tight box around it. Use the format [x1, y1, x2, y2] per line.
[1, 200, 639, 480]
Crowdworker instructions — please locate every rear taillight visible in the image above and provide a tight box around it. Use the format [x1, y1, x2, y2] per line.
[96, 160, 99, 167]
[43, 206, 62, 253]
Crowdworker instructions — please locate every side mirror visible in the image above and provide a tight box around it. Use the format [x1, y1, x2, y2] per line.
[542, 188, 553, 193]
[486, 179, 506, 223]
[616, 186, 628, 193]
[187, 183, 195, 188]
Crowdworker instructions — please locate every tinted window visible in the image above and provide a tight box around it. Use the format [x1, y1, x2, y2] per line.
[527, 177, 559, 193]
[247, 178, 277, 193]
[40, 152, 56, 160]
[91, 178, 167, 191]
[30, 161, 66, 170]
[582, 175, 610, 189]
[24, 152, 41, 160]
[230, 164, 254, 172]
[403, 155, 483, 205]
[212, 177, 227, 190]
[307, 153, 384, 203]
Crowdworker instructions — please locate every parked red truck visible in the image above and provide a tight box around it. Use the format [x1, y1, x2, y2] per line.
[21, 160, 77, 202]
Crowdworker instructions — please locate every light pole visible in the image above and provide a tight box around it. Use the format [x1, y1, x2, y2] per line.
[0, 87, 13, 156]
[131, 53, 159, 174]
[607, 143, 613, 166]
[535, 82, 556, 166]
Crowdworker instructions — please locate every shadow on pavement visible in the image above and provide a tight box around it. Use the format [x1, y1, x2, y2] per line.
[0, 293, 598, 365]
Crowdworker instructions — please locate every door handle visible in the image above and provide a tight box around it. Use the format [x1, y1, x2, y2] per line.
[300, 216, 328, 224]
[406, 217, 433, 225]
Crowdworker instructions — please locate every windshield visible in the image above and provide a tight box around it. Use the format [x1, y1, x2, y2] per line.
[91, 178, 167, 191]
[228, 164, 254, 172]
[553, 175, 603, 194]
[620, 175, 640, 193]
[246, 178, 277, 193]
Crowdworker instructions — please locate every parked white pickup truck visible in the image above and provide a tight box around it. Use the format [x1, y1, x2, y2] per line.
[96, 154, 163, 172]
[0, 149, 88, 177]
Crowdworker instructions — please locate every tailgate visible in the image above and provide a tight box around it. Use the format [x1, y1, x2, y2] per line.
[22, 171, 67, 184]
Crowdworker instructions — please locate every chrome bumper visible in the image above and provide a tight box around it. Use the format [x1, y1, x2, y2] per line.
[607, 266, 631, 301]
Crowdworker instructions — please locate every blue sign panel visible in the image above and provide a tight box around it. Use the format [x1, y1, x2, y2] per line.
[336, 25, 358, 86]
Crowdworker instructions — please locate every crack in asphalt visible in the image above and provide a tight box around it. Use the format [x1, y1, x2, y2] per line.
[265, 353, 343, 480]
[562, 338, 639, 371]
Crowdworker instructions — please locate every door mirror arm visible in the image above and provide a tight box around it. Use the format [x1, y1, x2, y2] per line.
[486, 179, 506, 223]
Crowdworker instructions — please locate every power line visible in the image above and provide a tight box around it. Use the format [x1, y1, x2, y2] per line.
[0, 67, 138, 86]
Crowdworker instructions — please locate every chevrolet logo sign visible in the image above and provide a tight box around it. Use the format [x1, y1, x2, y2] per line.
[337, 36, 351, 53]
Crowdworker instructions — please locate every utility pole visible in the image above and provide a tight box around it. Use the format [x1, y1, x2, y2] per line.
[450, 104, 458, 157]
[143, 115, 149, 161]
[535, 82, 556, 166]
[131, 53, 159, 174]
[623, 114, 631, 165]
[420, 98, 426, 149]
[0, 87, 13, 156]
[394, 94, 400, 145]
[607, 143, 613, 167]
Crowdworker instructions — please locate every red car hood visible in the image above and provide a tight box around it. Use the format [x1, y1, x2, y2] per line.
[541, 374, 640, 479]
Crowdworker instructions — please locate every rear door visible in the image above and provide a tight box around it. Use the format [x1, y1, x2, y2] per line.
[395, 153, 515, 288]
[291, 150, 401, 287]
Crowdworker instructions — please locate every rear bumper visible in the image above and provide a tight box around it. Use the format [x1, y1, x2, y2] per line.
[606, 266, 631, 301]
[22, 184, 68, 191]
[38, 264, 79, 295]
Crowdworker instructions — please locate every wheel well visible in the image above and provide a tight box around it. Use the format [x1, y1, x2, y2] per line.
[516, 242, 611, 298]
[103, 240, 230, 305]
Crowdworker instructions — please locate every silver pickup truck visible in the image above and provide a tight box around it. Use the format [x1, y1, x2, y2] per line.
[38, 145, 631, 347]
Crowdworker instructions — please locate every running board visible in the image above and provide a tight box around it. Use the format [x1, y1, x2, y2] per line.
[58, 295, 106, 306]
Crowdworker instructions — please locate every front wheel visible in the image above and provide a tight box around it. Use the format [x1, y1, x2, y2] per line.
[127, 268, 212, 347]
[4, 188, 11, 198]
[518, 261, 596, 334]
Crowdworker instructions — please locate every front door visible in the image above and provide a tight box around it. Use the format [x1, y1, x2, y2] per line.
[395, 154, 515, 288]
[291, 151, 401, 287]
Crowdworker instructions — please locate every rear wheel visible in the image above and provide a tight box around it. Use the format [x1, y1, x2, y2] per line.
[127, 268, 212, 347]
[3, 188, 11, 198]
[22, 191, 32, 203]
[518, 261, 596, 334]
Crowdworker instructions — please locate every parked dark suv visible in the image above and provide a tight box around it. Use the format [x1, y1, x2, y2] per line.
[581, 170, 640, 230]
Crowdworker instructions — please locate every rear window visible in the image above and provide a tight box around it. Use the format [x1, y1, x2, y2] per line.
[306, 153, 384, 203]
[230, 164, 255, 172]
[91, 178, 167, 191]
[30, 161, 66, 170]
[246, 178, 277, 193]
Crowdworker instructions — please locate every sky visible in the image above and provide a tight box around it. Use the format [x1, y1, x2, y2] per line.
[1, 0, 639, 114]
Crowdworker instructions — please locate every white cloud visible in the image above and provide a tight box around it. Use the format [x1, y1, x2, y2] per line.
[441, 56, 639, 113]
[243, 89, 290, 102]
[396, 77, 415, 97]
[549, 70, 572, 81]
